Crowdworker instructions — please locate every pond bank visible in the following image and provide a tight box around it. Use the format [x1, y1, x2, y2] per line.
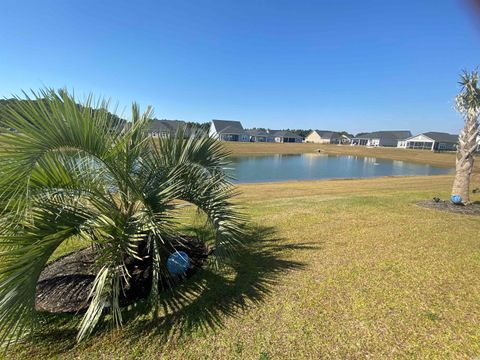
[227, 154, 452, 183]
[223, 142, 479, 170]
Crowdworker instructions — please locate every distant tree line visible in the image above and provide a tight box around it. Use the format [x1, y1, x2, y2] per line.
[249, 127, 353, 139]
[184, 121, 210, 132]
[1, 99, 212, 133]
[0, 97, 126, 130]
[2, 99, 355, 138]
[284, 129, 311, 138]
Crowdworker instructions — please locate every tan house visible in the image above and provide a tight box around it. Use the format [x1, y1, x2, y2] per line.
[305, 130, 341, 144]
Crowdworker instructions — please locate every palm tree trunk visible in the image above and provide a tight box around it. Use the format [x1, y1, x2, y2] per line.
[451, 110, 479, 203]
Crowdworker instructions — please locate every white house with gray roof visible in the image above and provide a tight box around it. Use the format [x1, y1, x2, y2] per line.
[247, 129, 275, 142]
[148, 119, 189, 137]
[397, 132, 458, 151]
[351, 130, 412, 147]
[268, 130, 303, 143]
[247, 129, 302, 143]
[209, 120, 250, 142]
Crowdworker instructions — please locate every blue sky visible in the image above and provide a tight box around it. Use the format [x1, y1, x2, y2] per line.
[1, 0, 480, 134]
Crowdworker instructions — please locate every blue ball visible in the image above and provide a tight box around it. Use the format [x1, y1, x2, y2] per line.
[451, 194, 462, 204]
[167, 251, 190, 275]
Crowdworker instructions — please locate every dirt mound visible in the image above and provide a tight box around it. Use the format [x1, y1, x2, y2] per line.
[35, 236, 210, 313]
[417, 200, 480, 216]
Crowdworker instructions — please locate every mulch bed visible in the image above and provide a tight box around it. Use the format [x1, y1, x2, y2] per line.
[35, 236, 210, 314]
[417, 200, 480, 216]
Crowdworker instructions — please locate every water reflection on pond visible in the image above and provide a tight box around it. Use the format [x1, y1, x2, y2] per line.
[226, 153, 451, 183]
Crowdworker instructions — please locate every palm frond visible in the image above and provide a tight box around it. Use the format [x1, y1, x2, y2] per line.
[0, 199, 94, 346]
[0, 88, 245, 346]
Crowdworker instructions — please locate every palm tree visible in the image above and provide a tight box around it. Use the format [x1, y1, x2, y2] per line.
[452, 70, 480, 204]
[0, 89, 244, 345]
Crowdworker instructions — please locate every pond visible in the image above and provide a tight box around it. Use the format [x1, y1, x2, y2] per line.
[226, 154, 451, 183]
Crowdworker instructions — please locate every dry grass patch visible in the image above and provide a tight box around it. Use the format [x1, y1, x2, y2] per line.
[223, 141, 322, 155]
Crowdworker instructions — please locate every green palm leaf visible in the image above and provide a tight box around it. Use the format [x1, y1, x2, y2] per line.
[0, 89, 245, 346]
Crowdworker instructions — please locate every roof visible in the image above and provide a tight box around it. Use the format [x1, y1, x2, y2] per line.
[355, 130, 412, 140]
[312, 130, 341, 139]
[271, 130, 303, 139]
[211, 119, 245, 134]
[409, 132, 458, 143]
[247, 128, 271, 136]
[149, 119, 187, 133]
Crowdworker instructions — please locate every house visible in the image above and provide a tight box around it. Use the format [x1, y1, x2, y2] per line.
[148, 119, 188, 137]
[305, 130, 341, 144]
[351, 130, 412, 147]
[269, 130, 303, 143]
[246, 128, 303, 143]
[247, 129, 275, 142]
[398, 132, 458, 151]
[340, 134, 353, 144]
[209, 119, 249, 142]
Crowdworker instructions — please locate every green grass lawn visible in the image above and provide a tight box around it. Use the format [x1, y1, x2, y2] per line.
[6, 174, 480, 359]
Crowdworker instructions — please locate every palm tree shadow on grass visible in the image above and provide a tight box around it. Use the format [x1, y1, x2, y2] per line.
[122, 224, 319, 346]
[16, 224, 319, 357]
